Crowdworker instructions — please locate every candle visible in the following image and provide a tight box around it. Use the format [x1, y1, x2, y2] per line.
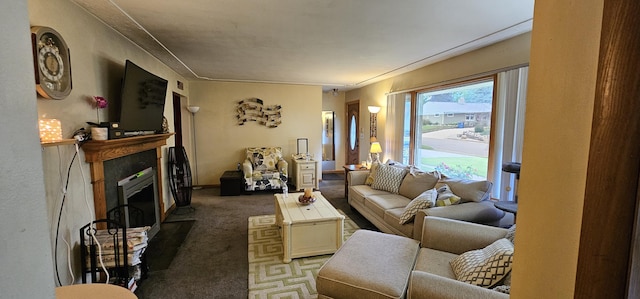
[39, 119, 63, 143]
[304, 188, 313, 198]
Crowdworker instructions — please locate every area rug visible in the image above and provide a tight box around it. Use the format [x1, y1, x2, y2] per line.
[248, 211, 360, 299]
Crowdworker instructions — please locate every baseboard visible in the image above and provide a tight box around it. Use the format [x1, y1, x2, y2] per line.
[164, 203, 176, 220]
[322, 170, 343, 174]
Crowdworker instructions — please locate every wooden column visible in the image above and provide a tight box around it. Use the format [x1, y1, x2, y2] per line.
[574, 0, 640, 297]
[83, 133, 173, 223]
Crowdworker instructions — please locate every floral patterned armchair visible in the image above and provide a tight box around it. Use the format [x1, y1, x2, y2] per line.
[242, 147, 288, 191]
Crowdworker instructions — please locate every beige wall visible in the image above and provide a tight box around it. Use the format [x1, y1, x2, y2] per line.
[188, 81, 322, 185]
[345, 32, 531, 164]
[1, 1, 56, 297]
[29, 0, 189, 285]
[511, 0, 604, 297]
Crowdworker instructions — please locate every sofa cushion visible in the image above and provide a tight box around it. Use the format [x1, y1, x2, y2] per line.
[371, 164, 408, 194]
[383, 208, 416, 237]
[349, 185, 389, 206]
[423, 201, 506, 227]
[450, 238, 514, 288]
[414, 248, 458, 279]
[365, 194, 411, 218]
[399, 188, 437, 224]
[435, 184, 462, 206]
[436, 177, 492, 203]
[398, 170, 440, 199]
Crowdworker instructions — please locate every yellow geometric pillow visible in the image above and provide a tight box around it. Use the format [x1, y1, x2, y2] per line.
[364, 162, 380, 185]
[435, 184, 461, 206]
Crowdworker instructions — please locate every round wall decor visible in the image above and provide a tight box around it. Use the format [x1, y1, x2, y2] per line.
[31, 26, 72, 100]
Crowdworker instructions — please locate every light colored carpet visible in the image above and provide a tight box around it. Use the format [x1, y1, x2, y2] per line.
[248, 211, 359, 299]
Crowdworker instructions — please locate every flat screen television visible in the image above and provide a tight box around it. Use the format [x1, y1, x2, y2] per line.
[118, 60, 168, 134]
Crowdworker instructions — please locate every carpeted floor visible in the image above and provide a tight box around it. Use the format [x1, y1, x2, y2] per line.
[135, 178, 374, 299]
[321, 173, 344, 181]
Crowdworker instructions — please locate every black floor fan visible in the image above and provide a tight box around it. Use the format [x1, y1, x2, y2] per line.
[168, 146, 194, 213]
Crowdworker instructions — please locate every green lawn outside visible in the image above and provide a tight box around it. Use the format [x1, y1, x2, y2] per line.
[421, 125, 457, 133]
[419, 156, 488, 178]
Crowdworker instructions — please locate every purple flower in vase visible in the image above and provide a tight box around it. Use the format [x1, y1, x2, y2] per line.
[93, 96, 108, 123]
[94, 96, 108, 109]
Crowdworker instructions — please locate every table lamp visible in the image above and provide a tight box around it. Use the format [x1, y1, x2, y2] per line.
[370, 141, 382, 164]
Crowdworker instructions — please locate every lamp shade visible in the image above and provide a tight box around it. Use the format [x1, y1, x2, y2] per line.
[187, 106, 200, 113]
[370, 142, 382, 153]
[368, 106, 381, 113]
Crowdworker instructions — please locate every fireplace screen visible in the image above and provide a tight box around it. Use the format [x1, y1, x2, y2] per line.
[117, 167, 160, 239]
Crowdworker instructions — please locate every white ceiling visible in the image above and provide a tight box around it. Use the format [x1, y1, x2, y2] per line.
[71, 0, 534, 91]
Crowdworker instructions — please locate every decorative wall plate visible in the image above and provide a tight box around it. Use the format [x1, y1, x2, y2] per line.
[31, 26, 72, 100]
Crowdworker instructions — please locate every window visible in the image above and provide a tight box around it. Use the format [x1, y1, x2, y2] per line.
[407, 78, 494, 180]
[388, 67, 528, 200]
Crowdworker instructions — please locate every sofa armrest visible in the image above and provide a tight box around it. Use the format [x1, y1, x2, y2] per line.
[348, 171, 369, 186]
[408, 271, 509, 299]
[420, 216, 508, 254]
[242, 159, 253, 178]
[277, 159, 288, 176]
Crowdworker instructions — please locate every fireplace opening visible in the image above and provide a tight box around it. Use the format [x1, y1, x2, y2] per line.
[117, 167, 160, 240]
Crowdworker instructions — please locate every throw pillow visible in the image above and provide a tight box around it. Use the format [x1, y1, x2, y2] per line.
[435, 184, 461, 206]
[398, 188, 437, 225]
[385, 159, 413, 173]
[492, 285, 511, 294]
[364, 162, 380, 185]
[450, 238, 514, 288]
[435, 177, 492, 203]
[505, 224, 516, 244]
[398, 170, 440, 199]
[371, 164, 408, 194]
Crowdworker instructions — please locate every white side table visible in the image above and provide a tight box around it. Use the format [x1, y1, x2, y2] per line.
[291, 159, 318, 191]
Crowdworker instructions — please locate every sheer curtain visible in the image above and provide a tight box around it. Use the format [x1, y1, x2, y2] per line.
[384, 93, 409, 163]
[491, 67, 528, 201]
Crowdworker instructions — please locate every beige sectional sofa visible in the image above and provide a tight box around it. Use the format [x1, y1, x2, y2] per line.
[317, 216, 513, 299]
[347, 163, 505, 240]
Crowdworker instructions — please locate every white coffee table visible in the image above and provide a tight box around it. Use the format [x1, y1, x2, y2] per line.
[274, 191, 345, 263]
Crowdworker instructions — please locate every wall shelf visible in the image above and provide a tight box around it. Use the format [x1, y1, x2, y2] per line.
[41, 139, 77, 147]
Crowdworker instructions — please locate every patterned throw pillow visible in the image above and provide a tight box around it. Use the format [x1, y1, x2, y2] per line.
[505, 224, 516, 244]
[371, 164, 408, 194]
[398, 188, 437, 224]
[450, 238, 514, 288]
[435, 184, 461, 206]
[247, 147, 282, 171]
[493, 285, 511, 294]
[364, 162, 380, 185]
